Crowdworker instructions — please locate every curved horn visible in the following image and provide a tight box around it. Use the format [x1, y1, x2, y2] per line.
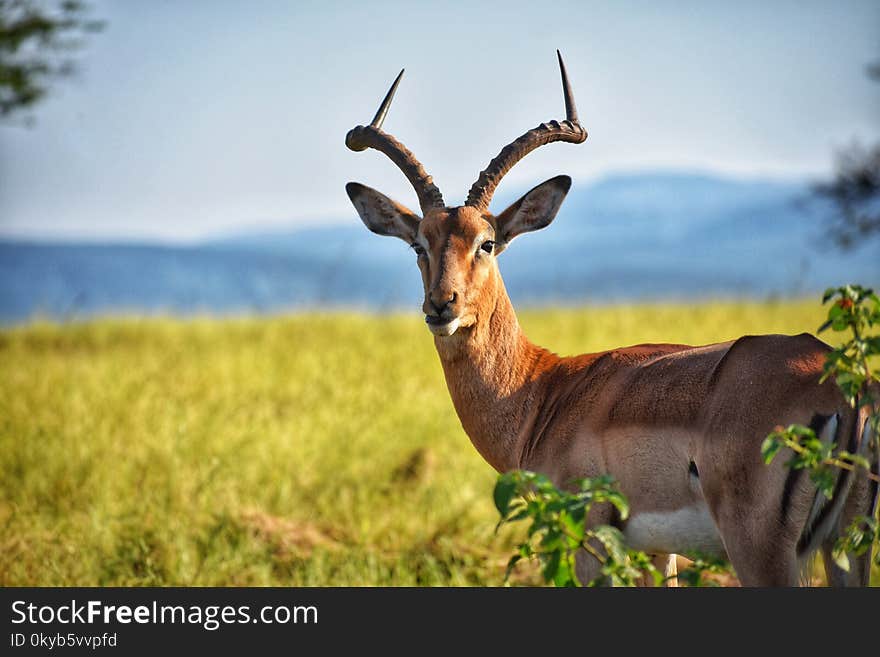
[345, 69, 445, 214]
[465, 50, 587, 212]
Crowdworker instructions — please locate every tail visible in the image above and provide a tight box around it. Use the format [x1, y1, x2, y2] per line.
[796, 409, 867, 557]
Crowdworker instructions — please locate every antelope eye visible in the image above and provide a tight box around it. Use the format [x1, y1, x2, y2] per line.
[411, 243, 426, 257]
[479, 240, 495, 255]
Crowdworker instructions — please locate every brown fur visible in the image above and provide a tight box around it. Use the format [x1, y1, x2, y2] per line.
[348, 185, 874, 587]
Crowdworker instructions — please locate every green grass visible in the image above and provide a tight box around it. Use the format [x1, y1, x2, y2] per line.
[0, 300, 875, 586]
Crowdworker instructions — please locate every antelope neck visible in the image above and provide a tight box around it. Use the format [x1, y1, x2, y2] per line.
[433, 282, 559, 473]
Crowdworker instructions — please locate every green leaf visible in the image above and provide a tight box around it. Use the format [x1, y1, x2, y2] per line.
[540, 528, 564, 551]
[561, 511, 585, 544]
[541, 549, 561, 582]
[493, 475, 518, 516]
[761, 435, 782, 464]
[506, 508, 530, 522]
[809, 466, 836, 500]
[605, 490, 630, 519]
[552, 556, 576, 587]
[504, 554, 522, 582]
[832, 549, 850, 573]
[592, 525, 627, 563]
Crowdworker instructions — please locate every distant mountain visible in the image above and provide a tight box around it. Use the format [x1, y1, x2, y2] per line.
[1, 172, 877, 324]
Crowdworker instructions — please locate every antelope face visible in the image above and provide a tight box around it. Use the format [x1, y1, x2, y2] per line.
[414, 206, 496, 337]
[346, 177, 572, 337]
[345, 51, 585, 337]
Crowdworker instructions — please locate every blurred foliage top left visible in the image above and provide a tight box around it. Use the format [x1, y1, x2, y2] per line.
[0, 0, 102, 122]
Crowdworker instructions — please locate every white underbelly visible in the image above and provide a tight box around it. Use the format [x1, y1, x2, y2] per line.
[623, 502, 726, 558]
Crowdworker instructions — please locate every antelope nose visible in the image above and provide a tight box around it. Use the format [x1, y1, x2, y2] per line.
[430, 291, 457, 314]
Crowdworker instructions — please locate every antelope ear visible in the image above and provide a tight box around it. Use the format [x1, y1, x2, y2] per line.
[346, 182, 420, 244]
[493, 175, 571, 254]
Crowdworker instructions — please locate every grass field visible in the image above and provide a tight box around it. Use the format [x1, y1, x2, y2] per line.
[1, 299, 877, 586]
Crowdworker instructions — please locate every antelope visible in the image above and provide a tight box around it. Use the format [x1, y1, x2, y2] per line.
[344, 52, 878, 586]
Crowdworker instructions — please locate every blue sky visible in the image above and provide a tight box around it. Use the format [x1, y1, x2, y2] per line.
[1, 0, 878, 241]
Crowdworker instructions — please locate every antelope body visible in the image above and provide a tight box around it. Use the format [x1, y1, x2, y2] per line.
[345, 53, 878, 586]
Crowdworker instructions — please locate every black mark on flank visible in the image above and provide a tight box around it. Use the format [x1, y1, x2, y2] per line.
[688, 461, 699, 478]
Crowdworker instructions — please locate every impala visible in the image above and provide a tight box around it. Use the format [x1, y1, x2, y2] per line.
[344, 52, 877, 586]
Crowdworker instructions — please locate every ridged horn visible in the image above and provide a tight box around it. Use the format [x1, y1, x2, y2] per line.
[465, 50, 587, 212]
[345, 70, 444, 214]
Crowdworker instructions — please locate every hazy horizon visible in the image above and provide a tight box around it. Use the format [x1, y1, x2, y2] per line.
[0, 167, 815, 245]
[1, 1, 878, 242]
